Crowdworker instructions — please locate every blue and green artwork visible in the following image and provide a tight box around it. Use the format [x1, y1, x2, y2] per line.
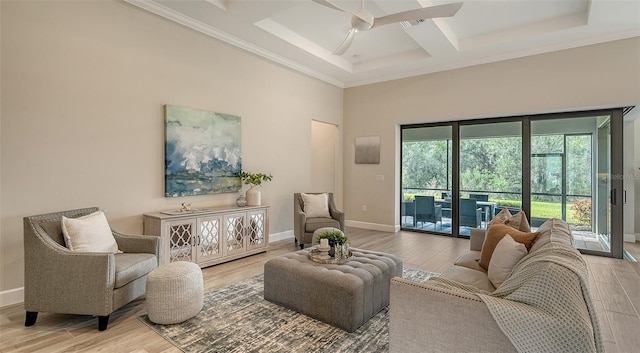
[165, 105, 241, 197]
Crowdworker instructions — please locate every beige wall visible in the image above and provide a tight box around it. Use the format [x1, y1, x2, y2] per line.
[0, 1, 343, 298]
[343, 37, 640, 231]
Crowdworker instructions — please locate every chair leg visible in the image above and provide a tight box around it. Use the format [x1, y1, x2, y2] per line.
[25, 311, 38, 326]
[300, 244, 305, 250]
[98, 315, 109, 331]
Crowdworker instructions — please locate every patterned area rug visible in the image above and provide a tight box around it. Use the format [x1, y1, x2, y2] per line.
[139, 268, 438, 353]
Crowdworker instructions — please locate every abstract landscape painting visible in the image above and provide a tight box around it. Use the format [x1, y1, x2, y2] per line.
[165, 105, 241, 197]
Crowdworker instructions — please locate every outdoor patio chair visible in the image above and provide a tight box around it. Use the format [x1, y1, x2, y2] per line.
[401, 201, 416, 226]
[469, 194, 489, 223]
[459, 198, 482, 229]
[415, 196, 442, 230]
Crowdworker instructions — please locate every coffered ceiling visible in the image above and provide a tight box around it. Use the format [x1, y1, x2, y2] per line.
[125, 0, 640, 88]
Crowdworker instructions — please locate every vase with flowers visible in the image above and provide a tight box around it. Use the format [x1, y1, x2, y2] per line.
[238, 170, 273, 206]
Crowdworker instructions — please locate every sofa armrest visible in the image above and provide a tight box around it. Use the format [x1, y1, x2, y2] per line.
[470, 228, 486, 251]
[389, 278, 516, 353]
[24, 247, 116, 316]
[113, 231, 159, 255]
[293, 208, 306, 237]
[329, 206, 345, 231]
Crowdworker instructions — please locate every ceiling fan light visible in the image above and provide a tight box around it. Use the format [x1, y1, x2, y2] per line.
[351, 16, 373, 31]
[400, 19, 423, 29]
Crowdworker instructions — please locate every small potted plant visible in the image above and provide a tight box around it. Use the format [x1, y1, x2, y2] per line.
[238, 170, 273, 206]
[316, 229, 349, 258]
[316, 229, 348, 247]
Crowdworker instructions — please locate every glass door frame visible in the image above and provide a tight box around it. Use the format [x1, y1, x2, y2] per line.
[608, 109, 624, 258]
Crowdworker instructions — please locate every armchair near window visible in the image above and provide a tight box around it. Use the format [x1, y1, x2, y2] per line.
[23, 207, 159, 331]
[294, 193, 344, 249]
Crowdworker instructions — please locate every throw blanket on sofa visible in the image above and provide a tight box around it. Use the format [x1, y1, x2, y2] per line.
[428, 241, 604, 353]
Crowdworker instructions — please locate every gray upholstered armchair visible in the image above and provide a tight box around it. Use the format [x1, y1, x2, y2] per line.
[293, 192, 344, 249]
[23, 207, 159, 331]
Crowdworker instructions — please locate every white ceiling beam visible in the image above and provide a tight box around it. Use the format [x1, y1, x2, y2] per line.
[253, 18, 354, 73]
[588, 0, 640, 26]
[404, 19, 460, 57]
[205, 0, 227, 11]
[372, 0, 460, 60]
[461, 12, 588, 51]
[353, 48, 429, 73]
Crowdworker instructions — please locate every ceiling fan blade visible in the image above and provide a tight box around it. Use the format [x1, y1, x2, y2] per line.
[333, 27, 357, 55]
[373, 2, 463, 28]
[313, 0, 374, 26]
[312, 0, 348, 13]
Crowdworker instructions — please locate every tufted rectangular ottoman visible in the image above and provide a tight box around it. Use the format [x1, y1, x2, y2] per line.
[263, 248, 403, 332]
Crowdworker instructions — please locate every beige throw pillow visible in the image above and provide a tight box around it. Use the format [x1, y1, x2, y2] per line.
[491, 208, 512, 225]
[478, 222, 539, 270]
[490, 208, 531, 232]
[301, 193, 331, 218]
[62, 211, 118, 253]
[488, 234, 528, 288]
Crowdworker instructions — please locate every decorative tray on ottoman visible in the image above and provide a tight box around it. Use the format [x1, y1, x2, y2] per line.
[308, 247, 353, 265]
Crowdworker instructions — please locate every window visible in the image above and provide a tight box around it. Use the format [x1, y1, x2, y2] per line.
[400, 109, 625, 258]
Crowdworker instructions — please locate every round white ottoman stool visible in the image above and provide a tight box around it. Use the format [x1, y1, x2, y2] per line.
[146, 261, 204, 324]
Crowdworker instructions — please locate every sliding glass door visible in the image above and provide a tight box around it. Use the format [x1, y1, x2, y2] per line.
[530, 114, 623, 257]
[401, 125, 452, 234]
[400, 109, 625, 258]
[459, 122, 522, 235]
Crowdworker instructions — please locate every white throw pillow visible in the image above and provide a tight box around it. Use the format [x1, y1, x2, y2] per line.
[62, 211, 118, 253]
[488, 234, 528, 288]
[301, 193, 331, 218]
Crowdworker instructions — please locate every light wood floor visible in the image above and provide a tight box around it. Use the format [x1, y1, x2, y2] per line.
[1, 228, 639, 353]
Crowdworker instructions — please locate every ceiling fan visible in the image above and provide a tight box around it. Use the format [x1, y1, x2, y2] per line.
[312, 0, 463, 55]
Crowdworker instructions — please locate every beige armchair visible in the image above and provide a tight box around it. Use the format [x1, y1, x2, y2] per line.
[293, 192, 344, 249]
[23, 207, 159, 331]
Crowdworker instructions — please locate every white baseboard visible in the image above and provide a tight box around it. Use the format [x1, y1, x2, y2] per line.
[1, 287, 24, 308]
[269, 230, 294, 243]
[624, 233, 638, 242]
[345, 220, 398, 233]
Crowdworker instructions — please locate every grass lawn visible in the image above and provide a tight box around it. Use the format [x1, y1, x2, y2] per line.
[494, 200, 588, 226]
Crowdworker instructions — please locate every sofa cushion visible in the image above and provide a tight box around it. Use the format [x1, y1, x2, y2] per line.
[488, 234, 528, 288]
[114, 253, 158, 288]
[62, 211, 118, 254]
[301, 193, 331, 218]
[478, 223, 539, 270]
[441, 265, 495, 292]
[453, 250, 484, 272]
[529, 218, 573, 253]
[304, 217, 340, 233]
